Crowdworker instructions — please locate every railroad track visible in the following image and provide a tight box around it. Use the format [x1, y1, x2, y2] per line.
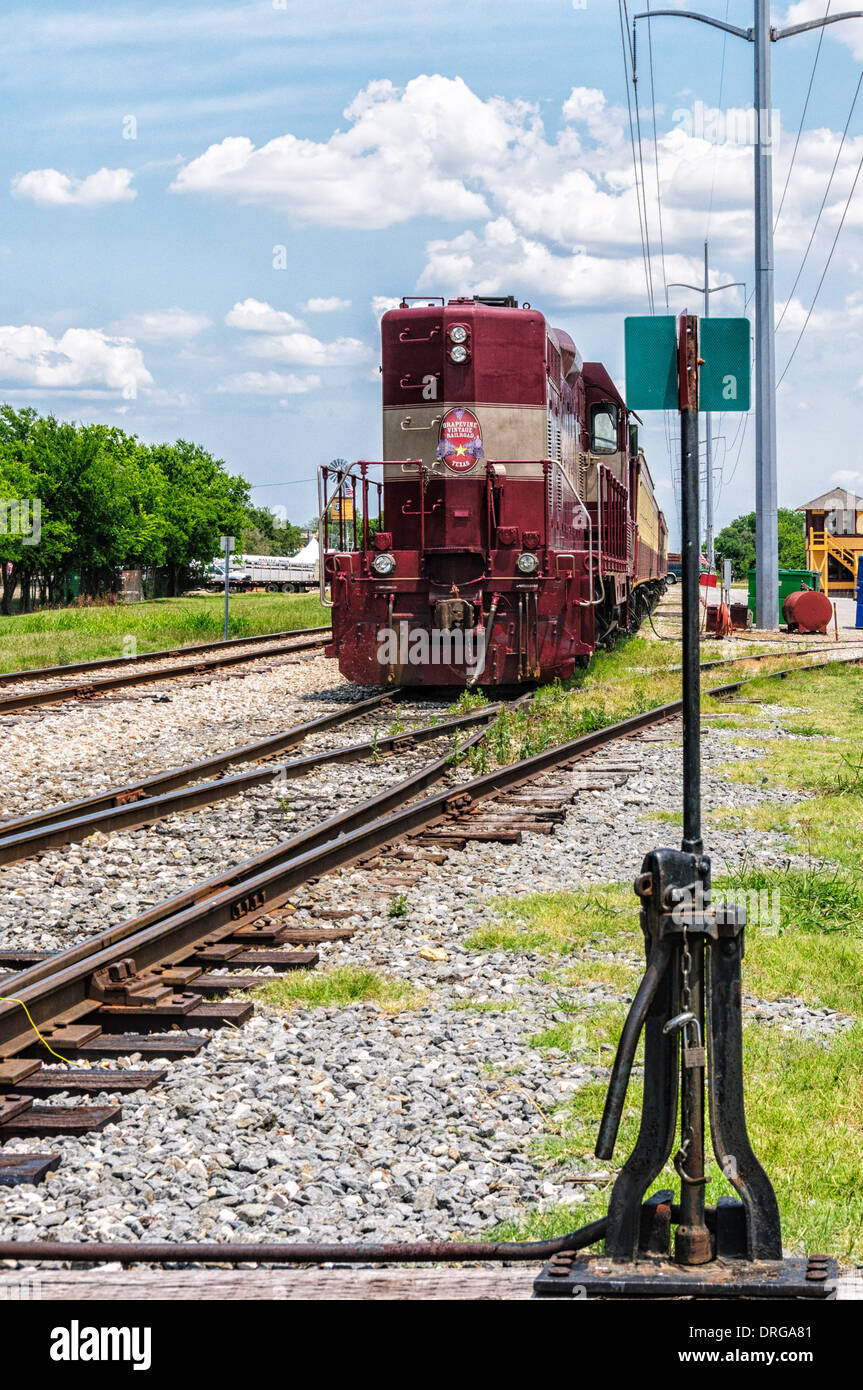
[2, 651, 859, 1186]
[1, 635, 853, 870]
[0, 626, 331, 714]
[0, 693, 505, 865]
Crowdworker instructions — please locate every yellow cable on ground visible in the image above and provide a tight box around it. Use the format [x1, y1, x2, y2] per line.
[0, 996, 74, 1064]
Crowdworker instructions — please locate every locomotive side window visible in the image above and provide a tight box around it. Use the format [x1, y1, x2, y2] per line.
[591, 403, 619, 454]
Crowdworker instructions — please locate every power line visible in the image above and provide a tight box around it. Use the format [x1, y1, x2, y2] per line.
[778, 141, 863, 386]
[705, 0, 731, 242]
[618, 0, 655, 311]
[250, 480, 318, 492]
[644, 0, 669, 307]
[775, 68, 862, 331]
[774, 1, 831, 233]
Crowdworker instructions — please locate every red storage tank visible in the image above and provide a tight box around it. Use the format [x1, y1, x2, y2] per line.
[782, 587, 833, 635]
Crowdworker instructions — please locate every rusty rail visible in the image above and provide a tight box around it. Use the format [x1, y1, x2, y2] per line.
[0, 625, 331, 686]
[0, 633, 329, 714]
[0, 699, 504, 866]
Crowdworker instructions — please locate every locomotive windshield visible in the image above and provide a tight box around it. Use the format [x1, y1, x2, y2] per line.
[591, 403, 619, 454]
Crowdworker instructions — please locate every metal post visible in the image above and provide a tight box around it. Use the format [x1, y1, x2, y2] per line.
[679, 316, 702, 857]
[754, 0, 779, 629]
[224, 548, 230, 641]
[220, 535, 234, 641]
[668, 249, 742, 572]
[703, 241, 714, 570]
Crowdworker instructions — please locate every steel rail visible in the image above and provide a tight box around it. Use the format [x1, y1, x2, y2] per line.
[0, 626, 332, 687]
[2, 654, 860, 1268]
[3, 653, 862, 1056]
[0, 702, 504, 867]
[0, 1220, 609, 1265]
[0, 690, 402, 840]
[0, 634, 328, 715]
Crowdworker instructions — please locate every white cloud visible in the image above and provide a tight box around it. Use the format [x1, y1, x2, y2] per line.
[217, 370, 322, 396]
[225, 298, 371, 367]
[225, 298, 305, 333]
[247, 333, 372, 368]
[170, 75, 527, 228]
[371, 296, 402, 322]
[418, 218, 701, 310]
[117, 307, 212, 340]
[301, 296, 351, 313]
[0, 324, 152, 395]
[11, 167, 136, 207]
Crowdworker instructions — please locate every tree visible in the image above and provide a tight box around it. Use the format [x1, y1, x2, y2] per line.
[0, 405, 252, 608]
[241, 504, 303, 557]
[715, 508, 806, 580]
[140, 439, 250, 595]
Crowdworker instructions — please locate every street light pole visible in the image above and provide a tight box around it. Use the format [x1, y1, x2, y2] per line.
[634, 4, 863, 626]
[669, 244, 745, 569]
[753, 0, 778, 627]
[704, 241, 713, 569]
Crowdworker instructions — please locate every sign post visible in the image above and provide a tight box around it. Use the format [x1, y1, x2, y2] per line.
[533, 315, 824, 1299]
[220, 535, 234, 641]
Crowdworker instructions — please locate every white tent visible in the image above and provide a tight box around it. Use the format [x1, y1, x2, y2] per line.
[292, 536, 319, 564]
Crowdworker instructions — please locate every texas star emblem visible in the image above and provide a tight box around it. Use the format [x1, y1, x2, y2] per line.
[437, 407, 484, 473]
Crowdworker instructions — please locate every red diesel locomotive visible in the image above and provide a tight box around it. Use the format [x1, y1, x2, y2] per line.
[321, 294, 667, 688]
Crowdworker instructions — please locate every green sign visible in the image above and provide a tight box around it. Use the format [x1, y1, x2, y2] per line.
[698, 317, 750, 412]
[624, 315, 751, 413]
[624, 316, 678, 410]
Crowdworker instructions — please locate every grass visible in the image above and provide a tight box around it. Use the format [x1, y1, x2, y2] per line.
[482, 662, 863, 1258]
[449, 997, 521, 1012]
[491, 1023, 863, 1261]
[255, 964, 423, 1012]
[714, 666, 863, 873]
[0, 592, 327, 672]
[465, 884, 637, 957]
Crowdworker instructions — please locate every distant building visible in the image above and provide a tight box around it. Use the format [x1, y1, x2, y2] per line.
[798, 488, 863, 595]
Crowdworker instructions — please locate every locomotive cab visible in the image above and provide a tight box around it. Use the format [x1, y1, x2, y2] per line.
[322, 295, 666, 688]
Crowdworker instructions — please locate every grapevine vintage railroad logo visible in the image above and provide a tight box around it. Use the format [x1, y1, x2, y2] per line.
[436, 407, 483, 473]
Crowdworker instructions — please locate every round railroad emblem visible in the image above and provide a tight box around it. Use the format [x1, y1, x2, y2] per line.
[436, 407, 484, 473]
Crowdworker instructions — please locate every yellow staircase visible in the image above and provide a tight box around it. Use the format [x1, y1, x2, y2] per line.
[808, 529, 861, 592]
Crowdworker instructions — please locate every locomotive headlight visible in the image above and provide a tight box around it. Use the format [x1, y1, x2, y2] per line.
[371, 552, 397, 577]
[516, 551, 539, 575]
[449, 344, 469, 364]
[449, 324, 468, 344]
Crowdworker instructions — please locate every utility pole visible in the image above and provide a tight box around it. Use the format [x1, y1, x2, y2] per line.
[634, 4, 863, 626]
[753, 0, 777, 626]
[668, 242, 744, 568]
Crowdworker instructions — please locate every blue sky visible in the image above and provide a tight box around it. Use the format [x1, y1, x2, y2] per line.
[2, 0, 863, 540]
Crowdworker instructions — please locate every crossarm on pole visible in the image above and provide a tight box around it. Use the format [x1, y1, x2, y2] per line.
[774, 11, 863, 41]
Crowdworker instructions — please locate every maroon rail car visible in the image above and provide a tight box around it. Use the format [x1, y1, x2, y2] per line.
[321, 295, 667, 688]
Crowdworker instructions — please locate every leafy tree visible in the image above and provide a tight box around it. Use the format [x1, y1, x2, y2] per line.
[241, 504, 304, 557]
[715, 508, 806, 580]
[0, 405, 252, 609]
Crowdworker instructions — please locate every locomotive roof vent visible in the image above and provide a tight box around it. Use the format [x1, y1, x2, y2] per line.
[472, 295, 518, 308]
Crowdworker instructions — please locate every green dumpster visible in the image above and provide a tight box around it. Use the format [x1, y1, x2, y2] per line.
[747, 568, 820, 619]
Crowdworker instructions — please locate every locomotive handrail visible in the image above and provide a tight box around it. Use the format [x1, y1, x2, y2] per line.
[399, 372, 441, 390]
[400, 415, 443, 431]
[398, 327, 441, 343]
